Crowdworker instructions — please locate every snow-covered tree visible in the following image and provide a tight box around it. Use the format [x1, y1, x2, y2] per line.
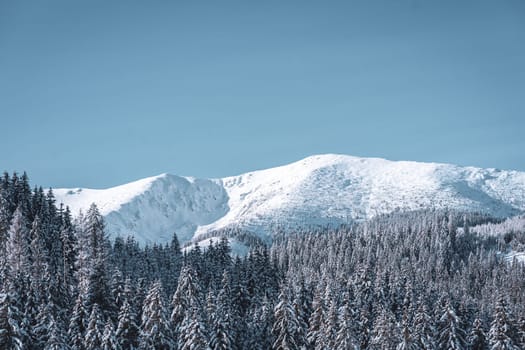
[44, 315, 70, 350]
[101, 321, 120, 350]
[138, 281, 173, 350]
[171, 265, 200, 341]
[413, 299, 436, 350]
[84, 303, 105, 350]
[369, 307, 399, 350]
[335, 291, 358, 350]
[68, 294, 88, 350]
[272, 287, 301, 350]
[0, 292, 24, 350]
[488, 297, 519, 350]
[468, 318, 487, 350]
[178, 307, 209, 350]
[437, 300, 467, 350]
[6, 207, 30, 281]
[115, 298, 139, 350]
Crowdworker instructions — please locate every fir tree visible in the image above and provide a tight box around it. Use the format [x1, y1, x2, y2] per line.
[115, 298, 139, 350]
[437, 300, 467, 350]
[84, 304, 105, 350]
[369, 307, 399, 350]
[272, 287, 300, 350]
[101, 321, 120, 350]
[44, 315, 70, 350]
[488, 297, 519, 350]
[0, 292, 24, 350]
[171, 265, 200, 341]
[138, 281, 173, 350]
[413, 299, 436, 350]
[210, 271, 236, 350]
[6, 207, 30, 281]
[179, 307, 210, 350]
[468, 318, 487, 350]
[68, 294, 88, 350]
[335, 291, 358, 350]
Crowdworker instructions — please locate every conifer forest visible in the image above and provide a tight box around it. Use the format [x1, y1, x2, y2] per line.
[1, 172, 525, 350]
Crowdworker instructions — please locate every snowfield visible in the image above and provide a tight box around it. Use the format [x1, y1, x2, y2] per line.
[53, 154, 525, 245]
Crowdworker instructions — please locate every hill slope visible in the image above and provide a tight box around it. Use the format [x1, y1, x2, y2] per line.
[54, 154, 525, 245]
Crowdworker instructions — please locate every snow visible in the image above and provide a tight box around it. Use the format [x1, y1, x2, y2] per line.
[53, 154, 525, 246]
[504, 251, 525, 264]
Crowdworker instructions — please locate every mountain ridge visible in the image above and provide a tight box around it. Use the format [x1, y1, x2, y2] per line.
[53, 154, 525, 245]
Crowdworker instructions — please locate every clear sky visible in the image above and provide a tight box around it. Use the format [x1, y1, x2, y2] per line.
[1, 0, 524, 188]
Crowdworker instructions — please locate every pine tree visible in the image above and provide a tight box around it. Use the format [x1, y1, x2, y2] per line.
[413, 299, 436, 350]
[369, 307, 399, 350]
[171, 265, 200, 341]
[84, 304, 105, 350]
[115, 298, 139, 350]
[6, 207, 30, 281]
[245, 296, 274, 350]
[396, 312, 417, 350]
[291, 291, 308, 349]
[210, 270, 236, 350]
[323, 286, 339, 349]
[0, 292, 24, 350]
[44, 315, 70, 350]
[335, 291, 358, 350]
[307, 285, 326, 349]
[33, 297, 59, 348]
[68, 294, 88, 350]
[179, 307, 210, 350]
[272, 287, 300, 350]
[437, 300, 467, 350]
[101, 321, 120, 350]
[0, 195, 10, 283]
[468, 318, 487, 350]
[516, 316, 525, 349]
[85, 204, 106, 261]
[138, 281, 173, 350]
[488, 297, 519, 350]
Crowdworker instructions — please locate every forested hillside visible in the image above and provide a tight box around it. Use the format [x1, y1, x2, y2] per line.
[1, 172, 524, 349]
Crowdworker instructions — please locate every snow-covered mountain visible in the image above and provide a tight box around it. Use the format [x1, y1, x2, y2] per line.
[53, 154, 525, 245]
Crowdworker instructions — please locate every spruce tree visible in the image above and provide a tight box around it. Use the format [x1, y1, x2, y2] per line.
[0, 292, 24, 350]
[369, 307, 399, 350]
[272, 287, 300, 350]
[335, 291, 358, 350]
[84, 304, 105, 350]
[6, 207, 30, 281]
[437, 300, 467, 350]
[101, 321, 120, 350]
[468, 318, 487, 350]
[138, 281, 173, 350]
[115, 298, 139, 350]
[68, 294, 88, 350]
[178, 307, 210, 350]
[210, 271, 236, 350]
[171, 265, 200, 341]
[44, 315, 70, 350]
[413, 299, 436, 350]
[488, 297, 519, 350]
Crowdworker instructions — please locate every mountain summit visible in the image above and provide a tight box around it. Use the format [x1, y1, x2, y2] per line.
[54, 154, 525, 245]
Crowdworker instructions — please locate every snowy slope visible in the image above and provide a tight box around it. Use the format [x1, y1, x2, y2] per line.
[54, 154, 525, 245]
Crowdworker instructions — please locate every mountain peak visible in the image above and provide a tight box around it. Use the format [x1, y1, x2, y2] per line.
[54, 155, 525, 245]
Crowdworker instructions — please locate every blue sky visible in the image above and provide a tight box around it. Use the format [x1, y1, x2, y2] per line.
[1, 0, 524, 188]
